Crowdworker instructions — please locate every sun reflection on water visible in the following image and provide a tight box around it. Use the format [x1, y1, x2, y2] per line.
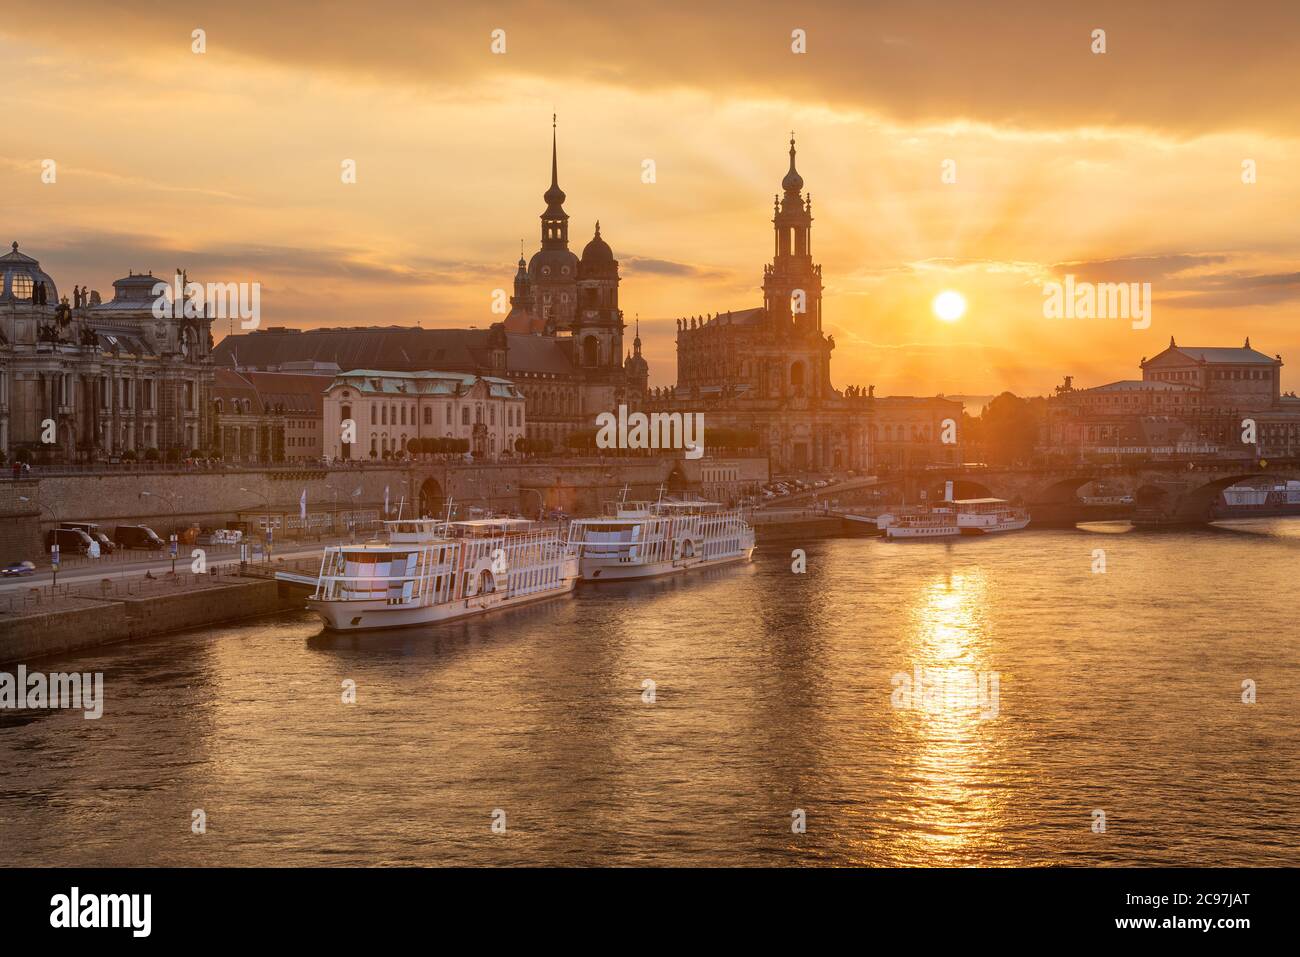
[891, 567, 1007, 865]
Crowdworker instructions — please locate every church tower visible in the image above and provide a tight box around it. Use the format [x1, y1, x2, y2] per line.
[574, 221, 623, 369]
[762, 135, 823, 334]
[524, 115, 580, 333]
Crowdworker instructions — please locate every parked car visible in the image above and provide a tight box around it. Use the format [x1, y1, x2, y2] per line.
[44, 528, 94, 555]
[1, 560, 36, 577]
[113, 525, 166, 550]
[60, 522, 116, 554]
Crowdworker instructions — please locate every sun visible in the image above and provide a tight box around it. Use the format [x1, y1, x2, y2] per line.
[932, 290, 967, 323]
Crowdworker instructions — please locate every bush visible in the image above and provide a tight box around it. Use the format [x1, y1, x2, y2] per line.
[143, 448, 160, 462]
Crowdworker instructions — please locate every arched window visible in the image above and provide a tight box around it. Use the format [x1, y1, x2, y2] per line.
[583, 336, 599, 366]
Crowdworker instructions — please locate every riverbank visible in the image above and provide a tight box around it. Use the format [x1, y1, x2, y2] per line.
[0, 570, 304, 664]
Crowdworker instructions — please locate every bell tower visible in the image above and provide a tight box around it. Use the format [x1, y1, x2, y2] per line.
[762, 135, 823, 333]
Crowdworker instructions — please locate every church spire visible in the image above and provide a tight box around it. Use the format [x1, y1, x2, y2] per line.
[541, 114, 569, 248]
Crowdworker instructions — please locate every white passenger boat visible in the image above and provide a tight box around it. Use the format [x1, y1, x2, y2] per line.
[881, 488, 1029, 540]
[305, 517, 578, 631]
[952, 497, 1031, 535]
[882, 505, 960, 539]
[567, 495, 755, 581]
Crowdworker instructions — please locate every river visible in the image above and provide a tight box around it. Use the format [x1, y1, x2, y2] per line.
[2, 519, 1297, 866]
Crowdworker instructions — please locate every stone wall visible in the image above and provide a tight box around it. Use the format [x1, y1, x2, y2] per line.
[0, 579, 296, 664]
[0, 479, 43, 559]
[20, 457, 769, 534]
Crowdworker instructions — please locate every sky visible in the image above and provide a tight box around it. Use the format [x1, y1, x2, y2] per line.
[4, 1, 1300, 396]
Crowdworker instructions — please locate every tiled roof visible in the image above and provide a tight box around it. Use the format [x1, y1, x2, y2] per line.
[213, 325, 576, 378]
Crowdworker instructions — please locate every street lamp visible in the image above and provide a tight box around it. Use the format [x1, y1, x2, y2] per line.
[18, 496, 60, 586]
[140, 491, 180, 573]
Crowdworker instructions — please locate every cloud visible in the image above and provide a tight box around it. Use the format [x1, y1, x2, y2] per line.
[1049, 253, 1231, 284]
[7, 1, 1300, 136]
[620, 255, 728, 280]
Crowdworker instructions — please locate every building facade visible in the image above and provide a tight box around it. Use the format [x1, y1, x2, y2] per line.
[648, 139, 960, 474]
[321, 370, 525, 461]
[214, 121, 647, 452]
[1046, 338, 1300, 458]
[1, 244, 214, 462]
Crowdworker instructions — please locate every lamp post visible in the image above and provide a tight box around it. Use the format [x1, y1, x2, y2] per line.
[18, 496, 60, 586]
[140, 490, 181, 573]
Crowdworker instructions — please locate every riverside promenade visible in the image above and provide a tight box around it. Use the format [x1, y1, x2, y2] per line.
[0, 557, 319, 665]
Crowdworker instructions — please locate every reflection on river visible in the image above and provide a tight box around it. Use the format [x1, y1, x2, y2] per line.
[1, 519, 1297, 865]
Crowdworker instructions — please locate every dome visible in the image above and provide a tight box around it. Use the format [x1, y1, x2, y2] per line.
[0, 242, 58, 304]
[580, 222, 615, 268]
[528, 247, 579, 281]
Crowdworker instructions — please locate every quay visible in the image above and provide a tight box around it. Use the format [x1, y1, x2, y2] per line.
[0, 562, 312, 665]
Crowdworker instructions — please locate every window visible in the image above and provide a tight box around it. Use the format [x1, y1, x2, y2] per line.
[445, 405, 452, 424]
[10, 275, 33, 300]
[462, 407, 470, 425]
[423, 407, 432, 425]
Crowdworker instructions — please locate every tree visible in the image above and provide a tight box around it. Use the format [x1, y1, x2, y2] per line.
[978, 393, 1044, 465]
[565, 429, 598, 451]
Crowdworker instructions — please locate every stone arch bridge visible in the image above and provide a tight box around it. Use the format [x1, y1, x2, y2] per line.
[767, 459, 1300, 527]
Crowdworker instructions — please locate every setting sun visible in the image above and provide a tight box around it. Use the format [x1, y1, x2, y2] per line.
[932, 290, 967, 323]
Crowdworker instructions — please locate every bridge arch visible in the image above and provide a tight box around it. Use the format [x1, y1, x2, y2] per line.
[1172, 471, 1300, 523]
[418, 477, 444, 517]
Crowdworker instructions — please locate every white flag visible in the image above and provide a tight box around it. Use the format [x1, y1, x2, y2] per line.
[300, 488, 307, 520]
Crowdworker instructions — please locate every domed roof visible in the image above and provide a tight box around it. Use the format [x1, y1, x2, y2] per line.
[527, 246, 579, 280]
[0, 241, 58, 304]
[581, 222, 614, 265]
[781, 136, 804, 192]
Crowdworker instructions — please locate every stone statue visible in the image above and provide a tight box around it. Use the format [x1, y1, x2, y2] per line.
[54, 296, 73, 329]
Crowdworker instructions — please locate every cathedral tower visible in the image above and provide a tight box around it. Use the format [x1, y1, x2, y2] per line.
[762, 135, 823, 333]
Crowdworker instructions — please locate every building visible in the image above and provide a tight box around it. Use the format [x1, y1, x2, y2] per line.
[872, 395, 966, 469]
[321, 370, 525, 461]
[0, 243, 214, 462]
[213, 120, 647, 451]
[1046, 338, 1300, 458]
[242, 371, 326, 461]
[211, 369, 326, 463]
[648, 138, 959, 473]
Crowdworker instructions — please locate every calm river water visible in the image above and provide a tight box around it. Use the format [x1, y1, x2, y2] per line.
[2, 519, 1297, 866]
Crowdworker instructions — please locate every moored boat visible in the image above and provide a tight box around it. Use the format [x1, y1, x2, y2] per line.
[568, 494, 755, 581]
[952, 497, 1031, 535]
[304, 517, 578, 631]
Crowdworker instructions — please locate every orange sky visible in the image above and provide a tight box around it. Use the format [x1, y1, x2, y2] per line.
[4, 1, 1300, 396]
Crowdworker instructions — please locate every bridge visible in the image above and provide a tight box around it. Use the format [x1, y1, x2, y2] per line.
[761, 458, 1300, 527]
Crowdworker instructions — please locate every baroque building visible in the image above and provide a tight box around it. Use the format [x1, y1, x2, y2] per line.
[321, 370, 525, 461]
[214, 119, 648, 451]
[1046, 338, 1300, 458]
[650, 139, 958, 473]
[0, 243, 214, 462]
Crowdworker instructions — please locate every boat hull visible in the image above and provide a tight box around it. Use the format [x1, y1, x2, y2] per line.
[580, 546, 755, 581]
[307, 578, 576, 631]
